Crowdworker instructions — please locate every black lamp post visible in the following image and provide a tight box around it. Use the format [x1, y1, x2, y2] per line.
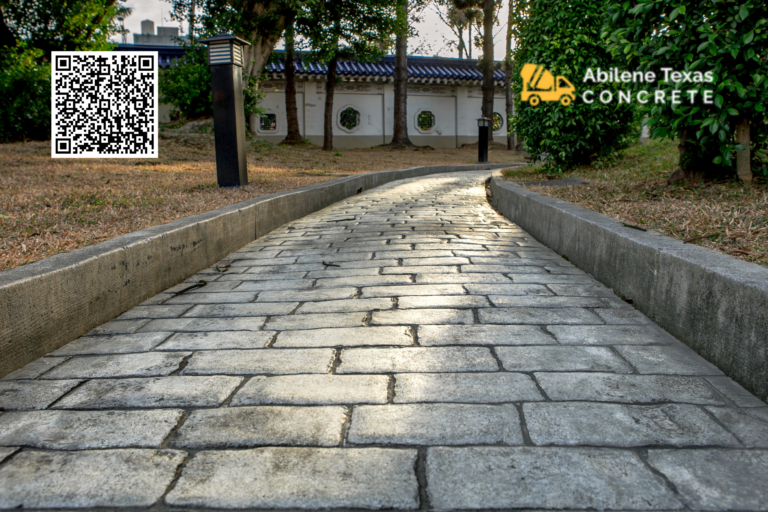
[477, 117, 490, 163]
[200, 33, 250, 187]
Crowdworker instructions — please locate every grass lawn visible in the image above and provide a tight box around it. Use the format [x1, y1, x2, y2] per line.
[0, 131, 523, 271]
[502, 138, 768, 267]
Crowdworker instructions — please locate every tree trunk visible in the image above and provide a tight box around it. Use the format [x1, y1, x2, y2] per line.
[458, 26, 465, 59]
[390, 0, 412, 148]
[736, 118, 752, 184]
[281, 15, 303, 145]
[188, 0, 195, 40]
[481, 0, 494, 142]
[468, 24, 472, 59]
[323, 54, 338, 151]
[504, 0, 514, 150]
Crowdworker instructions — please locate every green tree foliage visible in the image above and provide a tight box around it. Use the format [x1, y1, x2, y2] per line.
[603, 0, 768, 175]
[0, 0, 129, 141]
[511, 0, 639, 173]
[0, 44, 50, 141]
[159, 41, 212, 120]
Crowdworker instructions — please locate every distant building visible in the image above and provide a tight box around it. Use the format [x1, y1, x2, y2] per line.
[132, 20, 188, 46]
[114, 44, 508, 147]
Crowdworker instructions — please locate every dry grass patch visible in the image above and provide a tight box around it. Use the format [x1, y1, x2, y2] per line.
[0, 132, 523, 271]
[502, 139, 768, 267]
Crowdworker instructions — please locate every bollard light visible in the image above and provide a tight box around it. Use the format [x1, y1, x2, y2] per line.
[477, 117, 490, 163]
[200, 33, 251, 187]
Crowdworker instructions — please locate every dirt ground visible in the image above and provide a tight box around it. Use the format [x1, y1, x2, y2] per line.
[502, 139, 768, 267]
[0, 133, 523, 271]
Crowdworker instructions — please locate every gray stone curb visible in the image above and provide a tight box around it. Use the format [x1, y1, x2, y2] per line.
[0, 163, 510, 378]
[489, 176, 768, 403]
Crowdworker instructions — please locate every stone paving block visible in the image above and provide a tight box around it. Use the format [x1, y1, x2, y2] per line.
[274, 326, 412, 347]
[480, 307, 603, 325]
[548, 324, 672, 345]
[415, 273, 512, 284]
[394, 372, 543, 403]
[465, 284, 553, 296]
[244, 263, 325, 273]
[398, 295, 490, 309]
[234, 280, 314, 291]
[382, 265, 458, 274]
[139, 317, 266, 333]
[164, 291, 257, 304]
[505, 274, 596, 283]
[156, 331, 273, 351]
[535, 373, 728, 405]
[593, 307, 654, 325]
[258, 287, 357, 302]
[361, 284, 465, 297]
[0, 409, 183, 449]
[544, 265, 584, 274]
[172, 406, 346, 448]
[402, 257, 470, 266]
[0, 449, 186, 509]
[496, 346, 633, 373]
[85, 319, 150, 335]
[295, 298, 393, 314]
[165, 447, 419, 509]
[648, 449, 768, 510]
[488, 295, 608, 308]
[218, 271, 307, 281]
[265, 312, 367, 330]
[117, 305, 192, 320]
[525, 402, 738, 447]
[337, 347, 497, 373]
[298, 252, 373, 263]
[348, 403, 522, 445]
[183, 349, 334, 375]
[426, 446, 682, 510]
[182, 303, 297, 317]
[306, 268, 382, 278]
[0, 380, 81, 410]
[55, 376, 242, 409]
[704, 407, 768, 448]
[51, 332, 172, 356]
[705, 376, 768, 407]
[374, 250, 454, 259]
[1, 357, 68, 380]
[232, 256, 298, 266]
[548, 284, 617, 297]
[166, 281, 240, 293]
[616, 344, 724, 375]
[418, 324, 555, 346]
[461, 265, 549, 274]
[336, 259, 400, 268]
[41, 352, 190, 379]
[232, 375, 389, 405]
[371, 308, 473, 325]
[314, 275, 413, 288]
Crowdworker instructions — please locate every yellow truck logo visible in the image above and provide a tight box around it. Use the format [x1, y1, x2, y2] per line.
[521, 64, 576, 106]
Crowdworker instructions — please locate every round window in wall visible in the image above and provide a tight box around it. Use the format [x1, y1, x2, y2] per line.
[260, 113, 277, 131]
[417, 111, 436, 132]
[339, 107, 361, 131]
[492, 112, 504, 132]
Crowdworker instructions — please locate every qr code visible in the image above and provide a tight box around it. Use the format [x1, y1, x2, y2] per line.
[51, 52, 158, 158]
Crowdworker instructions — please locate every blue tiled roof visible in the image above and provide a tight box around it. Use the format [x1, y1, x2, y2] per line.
[115, 44, 505, 82]
[266, 54, 505, 82]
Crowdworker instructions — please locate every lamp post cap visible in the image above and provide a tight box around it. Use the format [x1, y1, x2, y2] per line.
[199, 33, 251, 47]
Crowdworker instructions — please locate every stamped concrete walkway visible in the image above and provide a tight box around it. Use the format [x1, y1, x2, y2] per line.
[1, 171, 767, 510]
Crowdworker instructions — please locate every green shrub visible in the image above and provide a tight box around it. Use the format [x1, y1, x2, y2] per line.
[159, 41, 212, 120]
[511, 0, 640, 174]
[0, 45, 51, 142]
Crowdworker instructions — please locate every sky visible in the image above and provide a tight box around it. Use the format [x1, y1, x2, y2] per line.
[114, 0, 511, 61]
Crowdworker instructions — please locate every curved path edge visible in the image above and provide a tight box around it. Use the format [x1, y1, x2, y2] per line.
[0, 163, 511, 378]
[490, 175, 768, 403]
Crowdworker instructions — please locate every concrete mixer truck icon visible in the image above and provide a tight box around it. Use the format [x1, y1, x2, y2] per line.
[520, 64, 576, 106]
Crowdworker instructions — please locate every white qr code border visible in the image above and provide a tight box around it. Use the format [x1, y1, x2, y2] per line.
[51, 51, 159, 159]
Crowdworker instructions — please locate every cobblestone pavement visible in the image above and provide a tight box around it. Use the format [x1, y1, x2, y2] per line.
[1, 171, 767, 510]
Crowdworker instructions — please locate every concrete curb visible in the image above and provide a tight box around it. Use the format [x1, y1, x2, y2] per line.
[0, 163, 511, 378]
[489, 176, 768, 402]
